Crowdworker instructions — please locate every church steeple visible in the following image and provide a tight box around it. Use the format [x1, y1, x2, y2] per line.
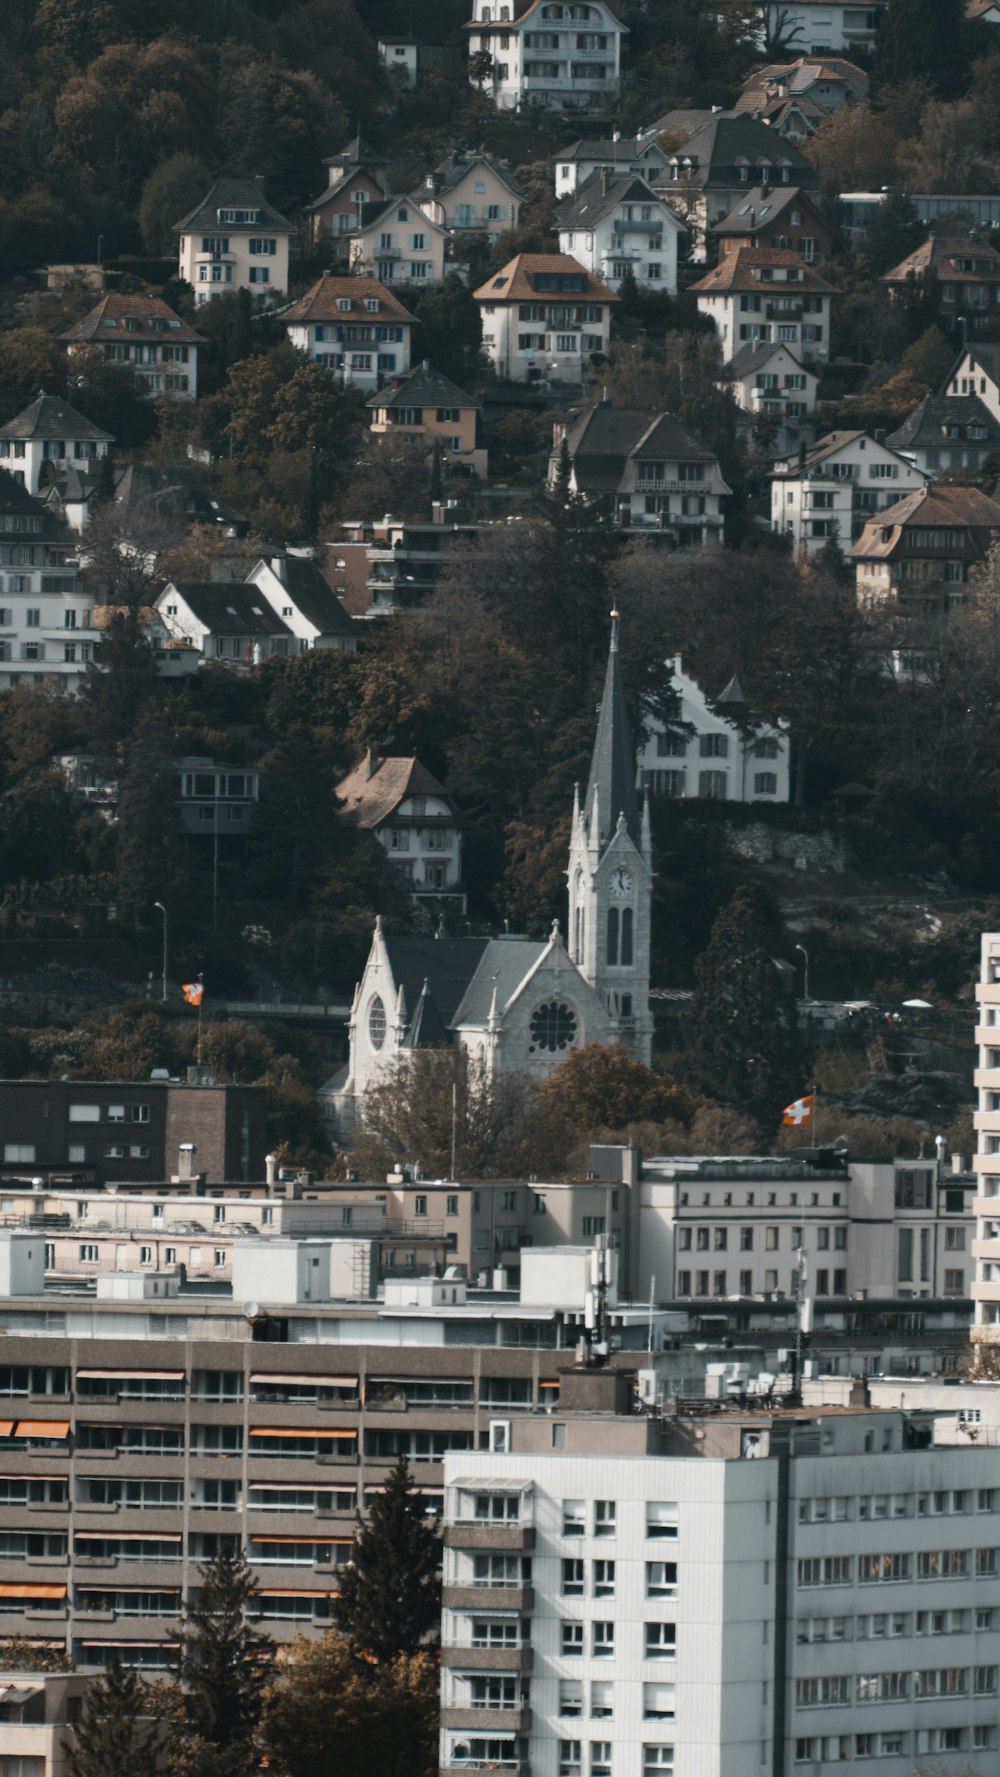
[583, 606, 639, 852]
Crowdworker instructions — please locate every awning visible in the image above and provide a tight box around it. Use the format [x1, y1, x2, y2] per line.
[0, 1424, 14, 1438]
[248, 1482, 354, 1494]
[452, 1479, 531, 1494]
[539, 1380, 560, 1390]
[77, 1586, 180, 1595]
[0, 1474, 66, 1482]
[77, 1370, 184, 1381]
[250, 1374, 357, 1388]
[15, 1422, 69, 1438]
[252, 1589, 328, 1598]
[249, 1427, 356, 1440]
[250, 1536, 352, 1546]
[0, 1584, 66, 1599]
[75, 1531, 182, 1543]
[80, 1641, 179, 1649]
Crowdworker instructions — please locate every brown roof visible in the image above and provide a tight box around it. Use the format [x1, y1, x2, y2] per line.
[848, 485, 1000, 560]
[711, 186, 828, 239]
[690, 246, 834, 294]
[465, 0, 624, 25]
[60, 293, 206, 346]
[881, 233, 1000, 287]
[335, 753, 465, 829]
[473, 253, 617, 303]
[281, 275, 416, 324]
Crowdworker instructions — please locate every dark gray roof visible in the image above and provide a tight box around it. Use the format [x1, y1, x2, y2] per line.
[170, 584, 293, 637]
[424, 153, 522, 199]
[644, 109, 721, 141]
[402, 978, 453, 1049]
[325, 134, 388, 168]
[559, 137, 667, 163]
[659, 115, 817, 188]
[584, 613, 639, 847]
[366, 360, 479, 413]
[716, 673, 748, 707]
[173, 177, 292, 236]
[888, 393, 1000, 450]
[555, 171, 676, 231]
[115, 464, 249, 532]
[712, 184, 821, 237]
[382, 937, 490, 1027]
[730, 339, 808, 376]
[453, 939, 547, 1025]
[0, 470, 72, 543]
[272, 558, 357, 637]
[0, 392, 112, 444]
[563, 406, 659, 494]
[631, 414, 715, 463]
[946, 342, 1000, 390]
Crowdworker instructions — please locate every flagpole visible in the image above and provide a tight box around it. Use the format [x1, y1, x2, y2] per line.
[197, 974, 204, 1069]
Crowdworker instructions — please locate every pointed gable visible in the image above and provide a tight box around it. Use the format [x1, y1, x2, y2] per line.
[584, 610, 639, 848]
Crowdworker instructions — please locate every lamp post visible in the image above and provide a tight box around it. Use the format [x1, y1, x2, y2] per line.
[154, 901, 168, 1003]
[795, 942, 810, 1005]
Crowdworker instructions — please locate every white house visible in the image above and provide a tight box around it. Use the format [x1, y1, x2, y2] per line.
[0, 393, 111, 500]
[281, 275, 415, 389]
[555, 171, 685, 293]
[691, 247, 835, 367]
[974, 931, 1000, 1337]
[0, 470, 94, 693]
[753, 0, 890, 54]
[348, 196, 449, 286]
[244, 556, 358, 652]
[335, 752, 467, 908]
[465, 0, 627, 113]
[636, 655, 790, 804]
[729, 340, 818, 456]
[771, 430, 927, 558]
[60, 294, 205, 399]
[155, 581, 295, 667]
[174, 177, 293, 305]
[554, 135, 668, 199]
[944, 342, 1000, 423]
[474, 253, 617, 384]
[416, 152, 522, 245]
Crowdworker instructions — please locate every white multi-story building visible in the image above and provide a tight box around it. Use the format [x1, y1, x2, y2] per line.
[691, 248, 835, 368]
[555, 172, 685, 293]
[282, 275, 416, 388]
[335, 750, 468, 910]
[0, 393, 111, 498]
[973, 930, 1000, 1339]
[60, 294, 205, 398]
[465, 0, 627, 113]
[555, 137, 668, 200]
[635, 654, 791, 804]
[442, 1398, 1000, 1777]
[174, 177, 293, 304]
[475, 254, 617, 384]
[752, 0, 890, 55]
[771, 431, 927, 557]
[0, 469, 92, 692]
[348, 196, 449, 286]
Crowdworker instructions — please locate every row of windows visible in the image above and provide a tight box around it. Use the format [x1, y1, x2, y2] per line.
[799, 1488, 993, 1524]
[558, 1745, 671, 1777]
[679, 1224, 847, 1252]
[556, 1680, 673, 1721]
[655, 733, 779, 759]
[799, 1549, 1000, 1586]
[560, 1559, 676, 1597]
[797, 1666, 998, 1707]
[796, 1728, 994, 1762]
[560, 1621, 675, 1658]
[799, 1606, 996, 1643]
[639, 769, 778, 798]
[677, 1268, 847, 1297]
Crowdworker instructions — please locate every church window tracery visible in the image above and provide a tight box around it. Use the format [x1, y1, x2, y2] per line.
[528, 1001, 578, 1053]
[368, 995, 386, 1050]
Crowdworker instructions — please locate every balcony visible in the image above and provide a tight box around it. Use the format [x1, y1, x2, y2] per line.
[764, 301, 804, 320]
[442, 1707, 531, 1735]
[372, 244, 401, 258]
[441, 1763, 528, 1777]
[441, 1647, 533, 1675]
[613, 218, 662, 234]
[443, 1525, 535, 1552]
[443, 1584, 533, 1613]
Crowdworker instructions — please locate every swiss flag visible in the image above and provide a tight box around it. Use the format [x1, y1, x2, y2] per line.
[782, 1094, 815, 1128]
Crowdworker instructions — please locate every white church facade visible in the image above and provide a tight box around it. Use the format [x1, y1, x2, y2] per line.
[329, 613, 653, 1137]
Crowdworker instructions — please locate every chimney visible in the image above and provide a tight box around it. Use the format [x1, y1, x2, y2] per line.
[952, 1152, 967, 1175]
[367, 746, 381, 779]
[601, 169, 608, 195]
[265, 1152, 278, 1187]
[612, 129, 621, 143]
[177, 1142, 196, 1181]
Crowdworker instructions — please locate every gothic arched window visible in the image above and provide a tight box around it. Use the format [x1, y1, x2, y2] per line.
[621, 907, 634, 967]
[368, 995, 386, 1051]
[607, 906, 619, 966]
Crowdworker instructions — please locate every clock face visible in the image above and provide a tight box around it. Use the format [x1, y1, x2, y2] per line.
[609, 868, 633, 898]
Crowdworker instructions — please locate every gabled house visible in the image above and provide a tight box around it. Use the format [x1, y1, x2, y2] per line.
[60, 294, 205, 398]
[0, 393, 111, 498]
[550, 405, 730, 543]
[653, 115, 819, 260]
[735, 56, 868, 137]
[771, 430, 927, 558]
[0, 471, 90, 692]
[416, 153, 522, 244]
[729, 340, 819, 424]
[335, 751, 468, 908]
[888, 393, 1000, 479]
[967, 0, 1000, 20]
[636, 655, 790, 803]
[848, 485, 1000, 610]
[244, 557, 359, 652]
[465, 0, 628, 114]
[174, 177, 293, 304]
[306, 135, 391, 244]
[155, 582, 295, 666]
[367, 361, 486, 479]
[474, 253, 617, 383]
[711, 186, 833, 263]
[554, 171, 685, 293]
[554, 135, 668, 199]
[348, 196, 448, 286]
[944, 342, 1000, 424]
[691, 247, 835, 367]
[282, 275, 415, 389]
[881, 233, 1000, 331]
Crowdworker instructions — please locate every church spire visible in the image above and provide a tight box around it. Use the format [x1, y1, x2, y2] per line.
[583, 605, 639, 851]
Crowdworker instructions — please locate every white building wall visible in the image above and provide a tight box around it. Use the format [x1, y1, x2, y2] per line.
[467, 0, 626, 113]
[558, 203, 681, 294]
[635, 656, 791, 804]
[771, 435, 926, 558]
[285, 319, 411, 387]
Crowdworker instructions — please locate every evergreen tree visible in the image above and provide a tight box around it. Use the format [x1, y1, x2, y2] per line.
[113, 704, 179, 926]
[685, 885, 804, 1129]
[333, 1456, 441, 1662]
[63, 1657, 161, 1777]
[872, 0, 969, 100]
[173, 1544, 268, 1777]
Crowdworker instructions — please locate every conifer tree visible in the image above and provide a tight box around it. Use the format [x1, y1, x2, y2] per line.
[172, 1544, 268, 1777]
[63, 1657, 161, 1777]
[333, 1456, 441, 1662]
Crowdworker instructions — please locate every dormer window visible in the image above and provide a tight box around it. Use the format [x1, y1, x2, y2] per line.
[337, 297, 352, 311]
[364, 297, 380, 312]
[218, 208, 261, 225]
[397, 207, 409, 221]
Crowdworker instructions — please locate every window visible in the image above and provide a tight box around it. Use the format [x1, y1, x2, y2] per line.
[594, 1559, 615, 1597]
[592, 1622, 614, 1657]
[647, 1503, 678, 1539]
[646, 1561, 677, 1596]
[3, 1144, 35, 1163]
[562, 1622, 584, 1656]
[590, 1742, 611, 1777]
[560, 1743, 582, 1777]
[590, 1681, 612, 1720]
[559, 1680, 583, 1717]
[754, 772, 777, 794]
[642, 1751, 673, 1777]
[562, 1558, 584, 1596]
[645, 1622, 676, 1658]
[594, 1501, 615, 1537]
[700, 733, 729, 758]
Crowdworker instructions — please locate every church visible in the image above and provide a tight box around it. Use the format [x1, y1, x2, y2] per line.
[329, 612, 653, 1137]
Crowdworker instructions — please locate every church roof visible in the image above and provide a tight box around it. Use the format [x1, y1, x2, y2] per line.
[453, 939, 548, 1026]
[382, 937, 491, 1027]
[583, 612, 639, 847]
[402, 978, 452, 1049]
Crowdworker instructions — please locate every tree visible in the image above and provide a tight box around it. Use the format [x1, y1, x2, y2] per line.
[263, 1636, 438, 1777]
[411, 274, 484, 388]
[113, 705, 180, 925]
[353, 1046, 543, 1179]
[537, 1042, 697, 1134]
[685, 885, 805, 1129]
[333, 1456, 441, 1663]
[64, 1656, 162, 1777]
[138, 152, 208, 254]
[872, 0, 970, 102]
[0, 327, 65, 418]
[173, 1545, 268, 1777]
[804, 105, 900, 199]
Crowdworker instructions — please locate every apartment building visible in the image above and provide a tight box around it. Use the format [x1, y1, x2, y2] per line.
[555, 138, 668, 200]
[555, 172, 684, 294]
[474, 254, 617, 384]
[549, 407, 729, 543]
[305, 134, 390, 244]
[367, 361, 486, 480]
[282, 274, 415, 389]
[849, 485, 1000, 610]
[348, 197, 449, 286]
[174, 177, 292, 304]
[0, 470, 89, 692]
[974, 930, 1000, 1339]
[441, 1390, 1000, 1777]
[60, 294, 205, 398]
[881, 232, 1000, 332]
[335, 750, 469, 910]
[0, 1669, 93, 1776]
[416, 153, 522, 245]
[751, 0, 889, 55]
[692, 248, 835, 368]
[465, 0, 627, 114]
[771, 431, 926, 558]
[0, 393, 111, 498]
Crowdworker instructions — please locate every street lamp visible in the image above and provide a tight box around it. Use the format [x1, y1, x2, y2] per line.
[795, 942, 810, 1004]
[154, 902, 168, 1003]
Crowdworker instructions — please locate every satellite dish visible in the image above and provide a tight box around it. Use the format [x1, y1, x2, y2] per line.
[243, 1301, 261, 1320]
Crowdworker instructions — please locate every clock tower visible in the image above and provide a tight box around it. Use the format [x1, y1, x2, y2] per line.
[567, 609, 654, 1063]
